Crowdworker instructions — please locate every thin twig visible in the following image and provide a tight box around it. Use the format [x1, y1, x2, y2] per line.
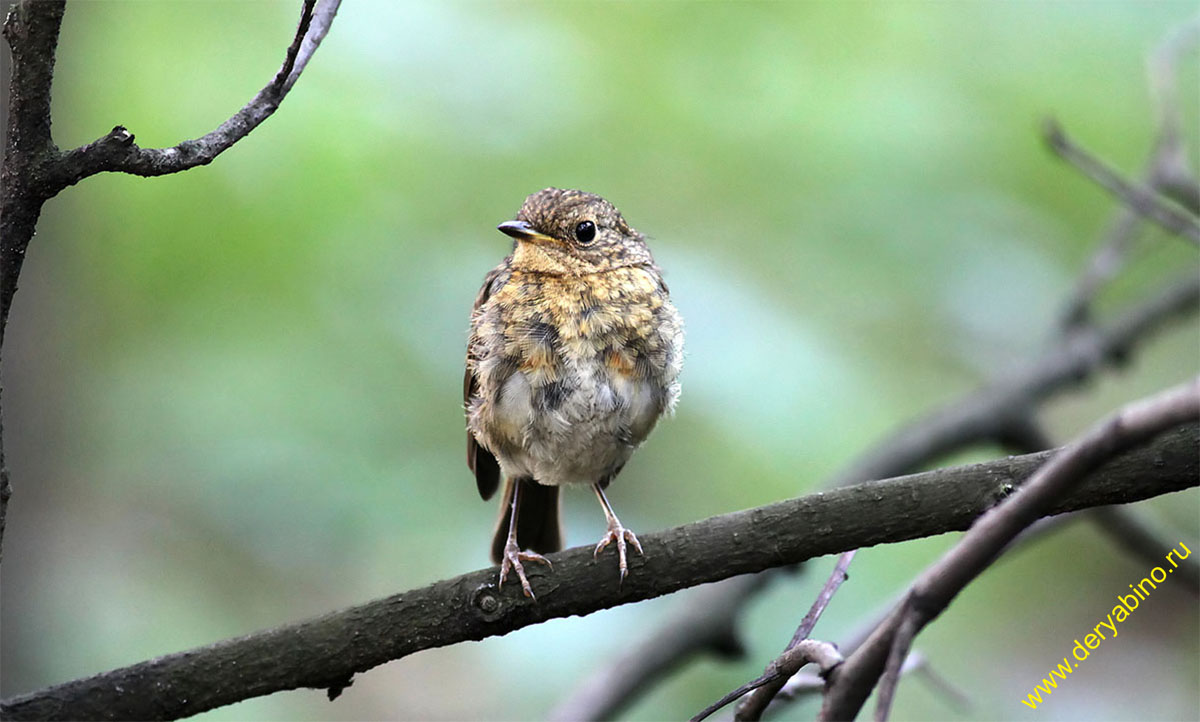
[873, 614, 918, 722]
[49, 0, 342, 185]
[691, 640, 844, 722]
[1043, 119, 1200, 245]
[791, 551, 858, 646]
[728, 551, 858, 721]
[271, 0, 316, 93]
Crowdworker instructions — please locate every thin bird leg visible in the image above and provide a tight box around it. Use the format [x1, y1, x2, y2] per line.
[498, 479, 551, 599]
[592, 483, 644, 583]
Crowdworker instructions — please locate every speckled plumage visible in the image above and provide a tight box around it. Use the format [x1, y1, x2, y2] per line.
[465, 188, 683, 596]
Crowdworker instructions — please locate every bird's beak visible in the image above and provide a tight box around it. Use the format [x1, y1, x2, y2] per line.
[497, 220, 554, 244]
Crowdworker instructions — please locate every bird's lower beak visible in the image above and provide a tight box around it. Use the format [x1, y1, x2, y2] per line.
[497, 220, 555, 244]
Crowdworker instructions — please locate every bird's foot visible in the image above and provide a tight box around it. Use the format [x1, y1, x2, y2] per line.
[499, 538, 552, 599]
[594, 520, 644, 583]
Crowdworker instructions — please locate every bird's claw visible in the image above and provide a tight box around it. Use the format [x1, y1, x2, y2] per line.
[594, 523, 644, 582]
[499, 541, 552, 599]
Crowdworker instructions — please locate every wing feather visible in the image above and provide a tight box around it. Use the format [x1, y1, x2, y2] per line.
[466, 266, 504, 500]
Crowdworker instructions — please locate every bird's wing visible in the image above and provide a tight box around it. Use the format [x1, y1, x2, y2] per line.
[466, 266, 504, 500]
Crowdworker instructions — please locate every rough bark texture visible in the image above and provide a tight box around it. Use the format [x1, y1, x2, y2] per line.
[2, 424, 1195, 721]
[1, 0, 68, 568]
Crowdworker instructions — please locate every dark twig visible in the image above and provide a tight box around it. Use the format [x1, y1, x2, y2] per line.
[729, 550, 857, 721]
[790, 551, 858, 646]
[820, 380, 1200, 722]
[1043, 119, 1200, 244]
[50, 0, 341, 186]
[271, 0, 316, 93]
[3, 427, 1196, 721]
[873, 613, 918, 722]
[691, 640, 845, 722]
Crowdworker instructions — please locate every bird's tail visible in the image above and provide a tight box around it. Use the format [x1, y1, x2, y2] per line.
[491, 477, 562, 563]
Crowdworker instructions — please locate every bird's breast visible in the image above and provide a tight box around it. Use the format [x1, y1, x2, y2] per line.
[473, 266, 683, 484]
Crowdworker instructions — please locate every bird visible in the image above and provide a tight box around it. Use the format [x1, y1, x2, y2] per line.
[465, 188, 683, 598]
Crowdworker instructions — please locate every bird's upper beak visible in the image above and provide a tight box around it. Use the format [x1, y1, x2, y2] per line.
[497, 220, 555, 244]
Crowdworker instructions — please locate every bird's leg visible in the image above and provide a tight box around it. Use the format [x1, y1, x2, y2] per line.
[498, 479, 551, 598]
[592, 483, 644, 583]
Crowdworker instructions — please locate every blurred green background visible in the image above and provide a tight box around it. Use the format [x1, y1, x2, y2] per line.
[2, 1, 1198, 720]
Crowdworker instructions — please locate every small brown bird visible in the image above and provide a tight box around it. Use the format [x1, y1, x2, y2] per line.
[465, 188, 683, 597]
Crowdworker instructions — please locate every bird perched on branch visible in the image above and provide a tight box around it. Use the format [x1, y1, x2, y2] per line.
[465, 188, 684, 598]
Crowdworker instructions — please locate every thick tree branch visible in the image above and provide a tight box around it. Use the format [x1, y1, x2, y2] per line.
[1, 0, 64, 347]
[2, 425, 1196, 721]
[0, 0, 67, 570]
[820, 381, 1200, 721]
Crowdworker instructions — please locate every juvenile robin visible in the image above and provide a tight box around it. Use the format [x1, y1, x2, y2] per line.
[465, 188, 684, 598]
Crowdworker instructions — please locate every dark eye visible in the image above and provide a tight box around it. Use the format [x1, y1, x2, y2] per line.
[574, 220, 596, 244]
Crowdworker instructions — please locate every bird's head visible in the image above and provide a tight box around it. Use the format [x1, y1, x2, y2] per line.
[498, 188, 654, 275]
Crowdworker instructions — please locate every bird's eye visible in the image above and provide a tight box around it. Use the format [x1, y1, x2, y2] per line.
[574, 220, 596, 245]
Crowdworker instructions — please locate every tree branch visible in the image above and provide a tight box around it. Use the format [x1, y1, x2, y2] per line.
[1, 0, 65, 347]
[819, 380, 1200, 721]
[0, 0, 67, 571]
[2, 424, 1196, 721]
[50, 0, 341, 187]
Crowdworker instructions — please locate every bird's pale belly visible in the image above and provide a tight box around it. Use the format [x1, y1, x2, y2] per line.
[488, 360, 663, 486]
